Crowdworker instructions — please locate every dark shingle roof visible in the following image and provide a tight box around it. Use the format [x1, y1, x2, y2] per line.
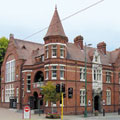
[13, 39, 44, 65]
[12, 38, 120, 66]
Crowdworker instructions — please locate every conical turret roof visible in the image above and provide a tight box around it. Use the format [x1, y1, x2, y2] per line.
[45, 8, 66, 37]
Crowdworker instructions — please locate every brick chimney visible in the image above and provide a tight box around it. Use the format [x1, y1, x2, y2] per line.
[97, 42, 106, 54]
[74, 35, 83, 49]
[9, 34, 14, 41]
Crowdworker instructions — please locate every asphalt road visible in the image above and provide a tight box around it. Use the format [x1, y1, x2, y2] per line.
[0, 108, 120, 120]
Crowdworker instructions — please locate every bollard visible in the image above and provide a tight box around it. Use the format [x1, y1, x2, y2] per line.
[118, 108, 120, 115]
[103, 109, 105, 116]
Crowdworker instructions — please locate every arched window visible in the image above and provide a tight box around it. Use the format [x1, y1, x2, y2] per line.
[6, 59, 15, 82]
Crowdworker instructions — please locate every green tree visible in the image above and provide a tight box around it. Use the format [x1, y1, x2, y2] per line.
[0, 37, 9, 66]
[0, 37, 8, 97]
[41, 82, 60, 113]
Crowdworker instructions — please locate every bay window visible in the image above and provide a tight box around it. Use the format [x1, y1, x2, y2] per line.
[60, 66, 65, 80]
[52, 45, 57, 58]
[52, 66, 57, 80]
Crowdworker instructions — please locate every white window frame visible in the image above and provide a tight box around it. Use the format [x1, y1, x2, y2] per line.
[106, 71, 111, 83]
[45, 67, 49, 80]
[93, 69, 102, 81]
[80, 68, 85, 81]
[5, 59, 15, 83]
[45, 46, 49, 59]
[5, 84, 14, 102]
[106, 89, 111, 105]
[27, 74, 31, 92]
[60, 45, 65, 58]
[80, 89, 85, 106]
[51, 66, 57, 80]
[52, 45, 57, 58]
[60, 66, 65, 80]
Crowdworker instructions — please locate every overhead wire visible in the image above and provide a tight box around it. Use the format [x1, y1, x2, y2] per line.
[24, 0, 104, 40]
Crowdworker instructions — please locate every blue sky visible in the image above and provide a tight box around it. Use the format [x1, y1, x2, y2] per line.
[0, 0, 120, 51]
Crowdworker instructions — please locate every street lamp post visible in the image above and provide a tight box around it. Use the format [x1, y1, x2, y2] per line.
[84, 43, 92, 117]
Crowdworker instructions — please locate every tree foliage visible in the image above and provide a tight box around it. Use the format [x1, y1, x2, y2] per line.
[0, 37, 9, 65]
[41, 82, 60, 103]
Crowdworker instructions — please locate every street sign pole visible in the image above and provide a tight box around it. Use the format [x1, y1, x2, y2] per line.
[38, 94, 42, 116]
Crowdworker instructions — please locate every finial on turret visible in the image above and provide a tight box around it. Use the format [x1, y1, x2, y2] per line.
[55, 4, 57, 10]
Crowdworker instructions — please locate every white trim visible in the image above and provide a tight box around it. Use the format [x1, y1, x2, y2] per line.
[45, 64, 66, 66]
[60, 56, 64, 59]
[50, 64, 59, 66]
[52, 77, 57, 80]
[22, 70, 33, 73]
[51, 56, 57, 58]
[44, 64, 50, 67]
[45, 43, 66, 47]
[6, 59, 15, 64]
[59, 64, 66, 66]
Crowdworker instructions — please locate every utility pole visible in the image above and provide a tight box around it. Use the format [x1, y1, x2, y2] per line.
[84, 43, 92, 117]
[84, 43, 87, 117]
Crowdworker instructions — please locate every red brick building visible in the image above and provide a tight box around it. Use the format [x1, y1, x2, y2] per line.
[1, 8, 120, 114]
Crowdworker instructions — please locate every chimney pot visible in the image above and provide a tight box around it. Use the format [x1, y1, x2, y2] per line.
[74, 35, 83, 49]
[97, 42, 106, 54]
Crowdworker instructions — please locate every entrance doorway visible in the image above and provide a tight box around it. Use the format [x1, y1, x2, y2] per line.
[33, 92, 38, 109]
[94, 95, 99, 111]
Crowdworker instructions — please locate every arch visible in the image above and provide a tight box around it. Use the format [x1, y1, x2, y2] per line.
[94, 95, 100, 111]
[6, 54, 15, 62]
[34, 71, 44, 83]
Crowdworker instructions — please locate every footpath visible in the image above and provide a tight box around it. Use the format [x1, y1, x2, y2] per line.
[0, 108, 120, 120]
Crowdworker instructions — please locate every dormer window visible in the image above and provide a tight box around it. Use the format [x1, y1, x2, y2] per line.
[52, 45, 57, 58]
[22, 45, 26, 49]
[60, 45, 65, 58]
[41, 55, 44, 62]
[95, 56, 98, 62]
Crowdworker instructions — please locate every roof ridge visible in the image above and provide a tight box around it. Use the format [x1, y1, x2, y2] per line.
[14, 38, 44, 45]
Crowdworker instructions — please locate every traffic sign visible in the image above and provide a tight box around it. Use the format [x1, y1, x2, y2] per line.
[38, 94, 42, 98]
[23, 105, 31, 119]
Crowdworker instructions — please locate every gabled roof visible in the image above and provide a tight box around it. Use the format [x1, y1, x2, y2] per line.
[45, 8, 66, 38]
[13, 39, 44, 65]
[10, 38, 120, 66]
[66, 43, 120, 66]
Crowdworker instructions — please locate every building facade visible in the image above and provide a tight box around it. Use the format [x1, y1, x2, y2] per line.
[1, 8, 120, 115]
